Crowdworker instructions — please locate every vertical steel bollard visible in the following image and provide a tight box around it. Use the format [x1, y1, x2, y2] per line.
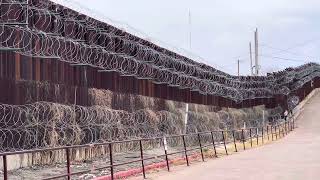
[182, 135, 189, 166]
[275, 126, 278, 140]
[109, 143, 114, 180]
[241, 129, 246, 150]
[197, 134, 205, 161]
[163, 137, 170, 171]
[232, 131, 238, 152]
[250, 128, 253, 147]
[256, 128, 259, 145]
[139, 140, 146, 179]
[3, 155, 7, 180]
[221, 131, 228, 155]
[210, 132, 218, 157]
[66, 148, 71, 180]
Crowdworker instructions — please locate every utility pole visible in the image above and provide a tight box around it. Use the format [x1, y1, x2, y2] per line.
[237, 59, 240, 77]
[254, 28, 259, 75]
[249, 42, 253, 75]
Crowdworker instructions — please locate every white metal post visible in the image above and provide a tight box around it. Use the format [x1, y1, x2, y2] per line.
[184, 103, 189, 134]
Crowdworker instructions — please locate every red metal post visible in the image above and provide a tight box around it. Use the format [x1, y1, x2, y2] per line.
[221, 131, 228, 155]
[267, 126, 270, 141]
[210, 132, 218, 157]
[256, 128, 259, 145]
[139, 140, 146, 179]
[3, 155, 7, 180]
[261, 127, 264, 144]
[162, 137, 170, 171]
[242, 129, 246, 150]
[293, 118, 295, 129]
[109, 143, 114, 180]
[232, 130, 238, 152]
[182, 135, 189, 166]
[279, 125, 282, 138]
[197, 134, 205, 161]
[272, 126, 274, 141]
[66, 148, 71, 180]
[250, 128, 253, 147]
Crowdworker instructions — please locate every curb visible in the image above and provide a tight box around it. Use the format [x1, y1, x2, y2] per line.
[94, 154, 201, 180]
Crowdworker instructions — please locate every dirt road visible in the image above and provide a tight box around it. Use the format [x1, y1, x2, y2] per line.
[142, 93, 320, 180]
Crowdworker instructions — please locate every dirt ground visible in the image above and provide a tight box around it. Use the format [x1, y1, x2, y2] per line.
[0, 149, 171, 180]
[131, 92, 320, 180]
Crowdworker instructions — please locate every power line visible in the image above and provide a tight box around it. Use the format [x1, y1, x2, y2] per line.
[260, 43, 319, 58]
[285, 38, 320, 50]
[260, 38, 320, 57]
[259, 54, 310, 62]
[260, 43, 305, 56]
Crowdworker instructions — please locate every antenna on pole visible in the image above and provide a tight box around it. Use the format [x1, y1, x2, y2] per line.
[188, 10, 192, 50]
[254, 28, 259, 75]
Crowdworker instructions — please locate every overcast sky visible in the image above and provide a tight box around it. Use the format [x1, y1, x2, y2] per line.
[54, 0, 320, 75]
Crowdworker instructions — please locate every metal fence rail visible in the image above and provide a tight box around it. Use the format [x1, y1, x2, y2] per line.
[0, 119, 295, 180]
